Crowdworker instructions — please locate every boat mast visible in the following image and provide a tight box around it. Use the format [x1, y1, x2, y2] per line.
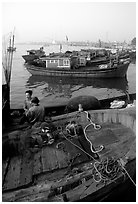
[2, 32, 15, 113]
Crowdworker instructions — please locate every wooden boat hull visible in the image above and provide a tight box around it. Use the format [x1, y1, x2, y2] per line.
[22, 55, 38, 63]
[25, 61, 130, 78]
[2, 107, 136, 202]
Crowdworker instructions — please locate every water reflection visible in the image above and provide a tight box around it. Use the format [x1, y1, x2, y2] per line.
[26, 75, 129, 99]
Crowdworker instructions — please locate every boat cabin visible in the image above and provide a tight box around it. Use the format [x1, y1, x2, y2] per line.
[41, 55, 86, 69]
[42, 56, 71, 69]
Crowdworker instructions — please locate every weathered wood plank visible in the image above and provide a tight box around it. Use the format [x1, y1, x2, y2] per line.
[41, 147, 51, 172]
[3, 156, 22, 191]
[65, 178, 94, 201]
[2, 158, 10, 185]
[33, 150, 43, 175]
[46, 147, 59, 170]
[41, 146, 61, 172]
[54, 148, 69, 169]
[19, 151, 34, 187]
[64, 138, 89, 165]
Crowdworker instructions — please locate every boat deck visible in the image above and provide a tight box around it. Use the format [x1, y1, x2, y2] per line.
[2, 108, 136, 201]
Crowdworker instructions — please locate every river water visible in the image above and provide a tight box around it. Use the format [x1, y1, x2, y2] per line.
[3, 44, 136, 109]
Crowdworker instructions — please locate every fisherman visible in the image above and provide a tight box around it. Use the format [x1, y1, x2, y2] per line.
[19, 90, 33, 124]
[26, 97, 45, 125]
[20, 96, 45, 125]
[24, 90, 33, 112]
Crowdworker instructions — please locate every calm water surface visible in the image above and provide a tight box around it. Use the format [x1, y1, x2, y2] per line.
[3, 44, 136, 108]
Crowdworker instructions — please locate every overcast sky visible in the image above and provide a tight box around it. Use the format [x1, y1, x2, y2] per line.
[2, 1, 136, 43]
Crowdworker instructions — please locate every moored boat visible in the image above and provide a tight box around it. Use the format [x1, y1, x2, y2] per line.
[25, 58, 130, 78]
[2, 106, 136, 202]
[22, 47, 46, 64]
[81, 48, 130, 66]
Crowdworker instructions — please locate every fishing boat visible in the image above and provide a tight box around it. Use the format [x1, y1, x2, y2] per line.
[81, 48, 130, 66]
[22, 47, 46, 64]
[2, 105, 136, 202]
[25, 56, 130, 78]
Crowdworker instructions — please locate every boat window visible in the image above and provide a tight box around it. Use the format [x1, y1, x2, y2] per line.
[63, 59, 69, 65]
[50, 60, 54, 63]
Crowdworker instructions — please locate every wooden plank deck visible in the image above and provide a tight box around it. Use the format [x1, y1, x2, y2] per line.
[54, 148, 69, 169]
[19, 151, 34, 187]
[2, 158, 10, 185]
[41, 146, 59, 172]
[63, 138, 89, 165]
[3, 156, 22, 191]
[33, 150, 43, 175]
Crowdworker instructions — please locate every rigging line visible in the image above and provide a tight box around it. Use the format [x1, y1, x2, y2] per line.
[2, 100, 7, 110]
[7, 36, 12, 72]
[119, 163, 136, 187]
[62, 132, 99, 163]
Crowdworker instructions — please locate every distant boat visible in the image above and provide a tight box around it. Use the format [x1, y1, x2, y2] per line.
[81, 49, 130, 66]
[25, 54, 130, 78]
[22, 47, 46, 64]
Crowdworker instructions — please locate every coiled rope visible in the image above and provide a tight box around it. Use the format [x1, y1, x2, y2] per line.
[93, 157, 122, 183]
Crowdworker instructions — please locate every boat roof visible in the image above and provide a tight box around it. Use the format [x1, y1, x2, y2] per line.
[27, 49, 44, 52]
[40, 56, 71, 60]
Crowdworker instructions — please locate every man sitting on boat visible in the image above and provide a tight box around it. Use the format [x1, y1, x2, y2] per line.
[20, 96, 45, 125]
[24, 90, 33, 113]
[26, 97, 45, 125]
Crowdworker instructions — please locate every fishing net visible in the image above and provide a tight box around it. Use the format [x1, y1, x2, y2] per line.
[65, 95, 101, 112]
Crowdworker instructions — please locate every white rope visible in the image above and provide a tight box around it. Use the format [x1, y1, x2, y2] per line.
[83, 111, 104, 154]
[84, 111, 101, 130]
